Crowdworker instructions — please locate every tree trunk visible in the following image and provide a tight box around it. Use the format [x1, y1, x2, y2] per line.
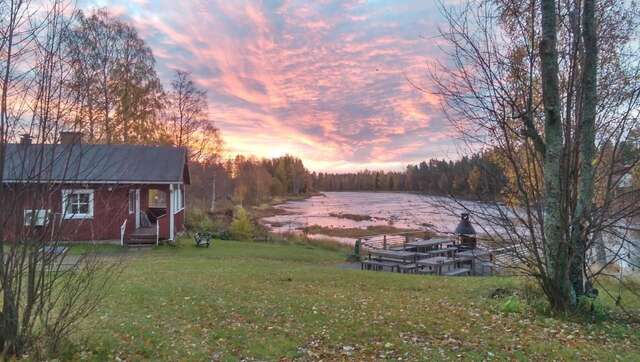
[540, 0, 574, 310]
[570, 0, 598, 297]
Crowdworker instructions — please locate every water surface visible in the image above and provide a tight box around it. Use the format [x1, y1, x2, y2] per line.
[262, 192, 474, 242]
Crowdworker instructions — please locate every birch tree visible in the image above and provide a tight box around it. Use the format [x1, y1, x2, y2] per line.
[432, 0, 640, 311]
[67, 9, 165, 144]
[165, 69, 222, 162]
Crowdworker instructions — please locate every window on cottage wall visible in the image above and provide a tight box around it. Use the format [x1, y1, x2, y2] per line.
[173, 185, 184, 212]
[62, 189, 94, 219]
[128, 190, 136, 214]
[149, 189, 167, 208]
[24, 209, 51, 226]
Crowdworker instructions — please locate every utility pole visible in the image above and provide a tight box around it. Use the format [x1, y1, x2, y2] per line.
[210, 173, 216, 212]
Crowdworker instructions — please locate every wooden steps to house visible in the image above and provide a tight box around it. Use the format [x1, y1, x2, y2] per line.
[126, 226, 157, 246]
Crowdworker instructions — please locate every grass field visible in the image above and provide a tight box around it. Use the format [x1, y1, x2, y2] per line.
[65, 239, 640, 361]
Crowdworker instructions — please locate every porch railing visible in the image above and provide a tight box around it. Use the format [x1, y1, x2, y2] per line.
[120, 219, 127, 246]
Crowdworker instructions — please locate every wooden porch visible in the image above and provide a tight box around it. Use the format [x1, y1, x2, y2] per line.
[126, 226, 158, 245]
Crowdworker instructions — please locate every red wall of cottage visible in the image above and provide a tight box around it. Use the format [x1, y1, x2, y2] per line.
[174, 208, 185, 233]
[157, 214, 170, 239]
[57, 185, 129, 241]
[3, 183, 182, 242]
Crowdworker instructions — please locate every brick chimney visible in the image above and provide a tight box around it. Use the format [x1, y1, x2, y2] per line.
[20, 134, 32, 145]
[60, 131, 82, 145]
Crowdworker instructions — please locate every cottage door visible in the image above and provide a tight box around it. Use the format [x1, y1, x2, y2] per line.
[135, 189, 141, 229]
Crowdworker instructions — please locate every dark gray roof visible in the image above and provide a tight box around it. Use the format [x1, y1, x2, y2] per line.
[2, 143, 189, 184]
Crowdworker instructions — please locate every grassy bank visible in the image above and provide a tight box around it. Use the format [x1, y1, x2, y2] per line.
[60, 241, 640, 360]
[64, 239, 640, 361]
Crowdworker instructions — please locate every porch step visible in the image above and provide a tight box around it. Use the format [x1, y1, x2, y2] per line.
[126, 226, 157, 246]
[126, 238, 157, 245]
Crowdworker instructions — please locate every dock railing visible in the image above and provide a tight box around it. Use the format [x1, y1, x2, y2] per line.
[358, 231, 523, 276]
[360, 231, 430, 251]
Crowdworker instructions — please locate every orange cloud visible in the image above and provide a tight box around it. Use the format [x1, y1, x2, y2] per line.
[88, 0, 456, 171]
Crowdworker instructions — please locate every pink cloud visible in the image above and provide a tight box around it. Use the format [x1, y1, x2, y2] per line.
[88, 0, 455, 171]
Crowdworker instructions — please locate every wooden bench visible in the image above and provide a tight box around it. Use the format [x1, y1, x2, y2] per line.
[388, 246, 407, 251]
[361, 260, 374, 270]
[397, 263, 418, 273]
[415, 268, 435, 275]
[481, 261, 496, 275]
[443, 268, 471, 276]
[363, 260, 399, 272]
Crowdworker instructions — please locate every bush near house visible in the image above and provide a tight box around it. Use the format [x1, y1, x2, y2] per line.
[228, 207, 255, 241]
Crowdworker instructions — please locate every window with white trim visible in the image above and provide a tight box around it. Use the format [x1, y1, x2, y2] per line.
[173, 184, 184, 213]
[62, 189, 94, 219]
[128, 190, 136, 214]
[24, 209, 51, 226]
[148, 189, 167, 208]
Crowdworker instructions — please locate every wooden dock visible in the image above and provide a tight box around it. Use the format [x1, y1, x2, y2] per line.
[358, 234, 498, 276]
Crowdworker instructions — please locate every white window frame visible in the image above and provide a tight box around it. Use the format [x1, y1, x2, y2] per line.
[148, 189, 167, 208]
[173, 184, 184, 214]
[128, 190, 136, 214]
[62, 189, 94, 220]
[24, 209, 51, 226]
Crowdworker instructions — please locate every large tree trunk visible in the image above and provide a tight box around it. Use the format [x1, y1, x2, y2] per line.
[540, 0, 574, 311]
[571, 0, 598, 297]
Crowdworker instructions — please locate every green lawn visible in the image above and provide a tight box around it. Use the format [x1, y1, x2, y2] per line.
[68, 239, 640, 361]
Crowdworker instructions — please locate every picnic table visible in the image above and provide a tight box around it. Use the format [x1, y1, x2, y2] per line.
[425, 246, 458, 257]
[417, 256, 458, 275]
[369, 249, 416, 263]
[361, 250, 418, 273]
[405, 238, 452, 252]
[457, 249, 492, 258]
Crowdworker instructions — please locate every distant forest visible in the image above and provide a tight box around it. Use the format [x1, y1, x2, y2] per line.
[311, 152, 506, 200]
[186, 151, 507, 211]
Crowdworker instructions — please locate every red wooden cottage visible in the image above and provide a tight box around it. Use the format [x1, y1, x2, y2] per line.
[2, 132, 190, 245]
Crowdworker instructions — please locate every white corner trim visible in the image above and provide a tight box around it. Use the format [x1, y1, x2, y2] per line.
[169, 184, 175, 241]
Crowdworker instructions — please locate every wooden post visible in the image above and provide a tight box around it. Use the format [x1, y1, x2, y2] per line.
[383, 235, 387, 250]
[169, 184, 175, 241]
[210, 173, 216, 212]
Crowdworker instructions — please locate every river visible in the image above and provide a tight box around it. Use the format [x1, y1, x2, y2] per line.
[261, 191, 479, 243]
[261, 191, 638, 272]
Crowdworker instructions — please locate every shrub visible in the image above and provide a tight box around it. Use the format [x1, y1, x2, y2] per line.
[229, 207, 255, 241]
[185, 208, 208, 230]
[577, 296, 609, 321]
[521, 279, 550, 314]
[186, 207, 224, 234]
[501, 296, 522, 314]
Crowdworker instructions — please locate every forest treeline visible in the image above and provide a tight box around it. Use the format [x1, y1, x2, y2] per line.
[186, 151, 507, 211]
[311, 152, 506, 199]
[189, 155, 313, 209]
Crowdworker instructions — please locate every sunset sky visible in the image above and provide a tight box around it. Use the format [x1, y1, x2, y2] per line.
[85, 0, 458, 172]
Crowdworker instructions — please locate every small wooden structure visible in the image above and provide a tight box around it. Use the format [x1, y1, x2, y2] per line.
[359, 239, 495, 276]
[358, 213, 498, 276]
